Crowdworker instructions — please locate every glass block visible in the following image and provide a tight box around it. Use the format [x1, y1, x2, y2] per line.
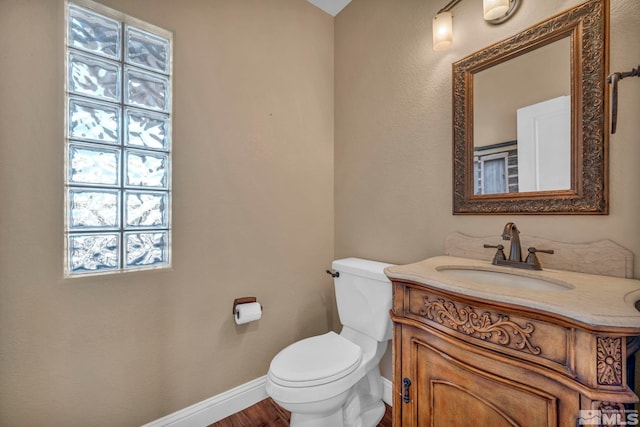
[68, 189, 120, 231]
[125, 150, 168, 189]
[125, 191, 168, 228]
[69, 143, 120, 186]
[68, 4, 121, 59]
[125, 26, 170, 74]
[68, 233, 120, 273]
[124, 67, 169, 112]
[69, 97, 120, 144]
[69, 51, 121, 102]
[125, 231, 168, 267]
[125, 108, 169, 150]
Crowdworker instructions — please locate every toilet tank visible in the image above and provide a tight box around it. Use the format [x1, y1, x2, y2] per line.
[332, 258, 394, 342]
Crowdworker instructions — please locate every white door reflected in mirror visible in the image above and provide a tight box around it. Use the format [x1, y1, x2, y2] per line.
[517, 96, 571, 192]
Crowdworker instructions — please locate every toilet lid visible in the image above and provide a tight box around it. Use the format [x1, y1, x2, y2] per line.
[269, 332, 362, 387]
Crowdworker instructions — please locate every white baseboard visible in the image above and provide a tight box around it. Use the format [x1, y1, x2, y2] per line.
[141, 375, 393, 427]
[140, 376, 268, 427]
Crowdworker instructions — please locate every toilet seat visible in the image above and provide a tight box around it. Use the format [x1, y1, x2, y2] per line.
[269, 332, 362, 388]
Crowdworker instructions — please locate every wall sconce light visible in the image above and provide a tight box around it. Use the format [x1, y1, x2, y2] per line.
[484, 0, 520, 24]
[432, 0, 521, 50]
[432, 11, 453, 51]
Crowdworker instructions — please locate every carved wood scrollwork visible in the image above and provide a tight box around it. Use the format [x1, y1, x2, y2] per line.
[596, 401, 625, 412]
[597, 336, 623, 386]
[589, 401, 626, 426]
[419, 296, 541, 355]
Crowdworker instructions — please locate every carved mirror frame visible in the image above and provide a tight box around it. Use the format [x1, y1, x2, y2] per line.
[452, 0, 609, 214]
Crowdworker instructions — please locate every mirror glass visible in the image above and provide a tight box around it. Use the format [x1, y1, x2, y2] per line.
[473, 38, 571, 195]
[452, 0, 609, 214]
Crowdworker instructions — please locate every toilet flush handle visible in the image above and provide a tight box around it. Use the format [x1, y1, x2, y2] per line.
[325, 269, 340, 278]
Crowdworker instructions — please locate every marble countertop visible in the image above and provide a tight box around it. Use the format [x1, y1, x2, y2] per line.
[385, 255, 640, 330]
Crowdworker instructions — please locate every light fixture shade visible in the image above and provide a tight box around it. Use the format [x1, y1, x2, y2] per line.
[432, 12, 453, 51]
[483, 0, 510, 21]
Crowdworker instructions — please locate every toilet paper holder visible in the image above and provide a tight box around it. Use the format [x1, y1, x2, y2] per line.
[232, 297, 262, 315]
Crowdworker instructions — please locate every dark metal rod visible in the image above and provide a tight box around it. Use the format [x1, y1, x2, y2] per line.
[607, 65, 640, 134]
[437, 0, 463, 14]
[607, 65, 640, 83]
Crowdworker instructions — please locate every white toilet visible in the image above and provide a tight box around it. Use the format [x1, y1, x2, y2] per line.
[266, 258, 393, 427]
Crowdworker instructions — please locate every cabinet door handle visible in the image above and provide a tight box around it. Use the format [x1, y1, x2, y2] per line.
[403, 377, 412, 404]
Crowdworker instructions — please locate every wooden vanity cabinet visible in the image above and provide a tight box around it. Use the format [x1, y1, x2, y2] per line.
[391, 280, 640, 427]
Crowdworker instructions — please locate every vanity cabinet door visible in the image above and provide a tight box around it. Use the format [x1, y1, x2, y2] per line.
[398, 325, 578, 427]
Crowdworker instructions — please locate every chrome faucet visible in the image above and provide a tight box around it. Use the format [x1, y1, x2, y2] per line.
[483, 222, 554, 270]
[501, 222, 522, 262]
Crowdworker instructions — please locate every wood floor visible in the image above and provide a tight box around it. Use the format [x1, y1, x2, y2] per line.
[209, 397, 393, 427]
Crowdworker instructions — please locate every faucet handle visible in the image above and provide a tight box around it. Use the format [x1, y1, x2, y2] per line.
[484, 243, 506, 264]
[528, 247, 554, 255]
[525, 247, 554, 270]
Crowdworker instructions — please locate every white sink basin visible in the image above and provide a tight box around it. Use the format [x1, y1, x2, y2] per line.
[385, 256, 640, 328]
[437, 267, 574, 291]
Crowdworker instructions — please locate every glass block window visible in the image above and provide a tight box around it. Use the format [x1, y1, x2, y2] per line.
[65, 0, 172, 276]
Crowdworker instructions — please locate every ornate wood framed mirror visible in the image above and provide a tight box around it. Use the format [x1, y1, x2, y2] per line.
[452, 0, 609, 214]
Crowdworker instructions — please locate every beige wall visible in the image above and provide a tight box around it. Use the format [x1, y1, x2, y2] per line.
[0, 0, 333, 426]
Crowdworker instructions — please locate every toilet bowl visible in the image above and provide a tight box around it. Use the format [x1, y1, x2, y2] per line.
[266, 258, 393, 427]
